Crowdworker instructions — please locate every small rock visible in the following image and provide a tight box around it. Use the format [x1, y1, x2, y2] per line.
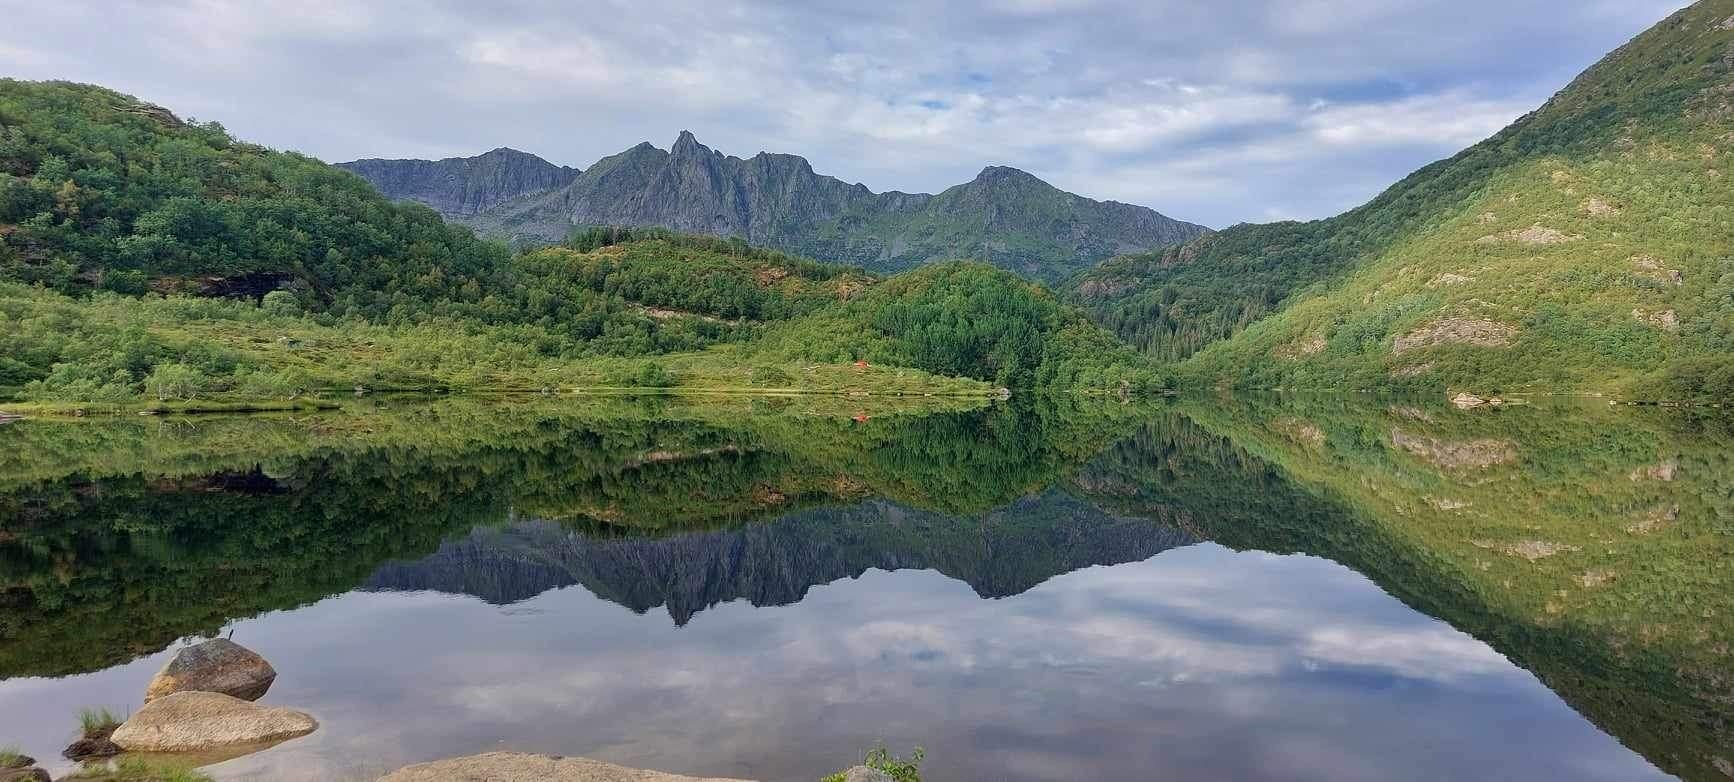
[377, 752, 755, 781]
[0, 768, 50, 782]
[842, 767, 895, 782]
[111, 691, 316, 752]
[1451, 393, 1488, 410]
[146, 638, 277, 702]
[62, 735, 122, 761]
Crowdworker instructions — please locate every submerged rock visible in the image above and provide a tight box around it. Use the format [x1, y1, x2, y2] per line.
[145, 638, 276, 702]
[376, 752, 756, 782]
[110, 691, 316, 752]
[62, 734, 121, 761]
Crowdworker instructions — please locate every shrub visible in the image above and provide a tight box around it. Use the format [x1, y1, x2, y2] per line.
[144, 363, 208, 401]
[821, 744, 924, 782]
[635, 361, 675, 388]
[260, 290, 301, 317]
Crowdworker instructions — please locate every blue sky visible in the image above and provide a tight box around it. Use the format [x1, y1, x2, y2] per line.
[0, 0, 1690, 226]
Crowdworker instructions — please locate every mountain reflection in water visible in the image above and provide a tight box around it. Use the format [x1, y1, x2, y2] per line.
[0, 397, 1725, 781]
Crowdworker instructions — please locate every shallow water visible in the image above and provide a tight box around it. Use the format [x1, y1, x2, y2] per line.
[0, 398, 1727, 780]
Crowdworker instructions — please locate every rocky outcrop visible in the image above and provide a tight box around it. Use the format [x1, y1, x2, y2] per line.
[1392, 317, 1517, 354]
[110, 691, 316, 752]
[376, 752, 755, 781]
[357, 132, 1207, 282]
[840, 767, 894, 782]
[145, 638, 277, 702]
[339, 148, 580, 216]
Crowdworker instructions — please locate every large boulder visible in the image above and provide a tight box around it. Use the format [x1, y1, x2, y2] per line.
[110, 691, 316, 752]
[145, 638, 277, 702]
[376, 752, 756, 782]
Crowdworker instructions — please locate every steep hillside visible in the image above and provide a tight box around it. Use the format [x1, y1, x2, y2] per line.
[380, 131, 1208, 282]
[1071, 0, 1734, 398]
[337, 147, 579, 216]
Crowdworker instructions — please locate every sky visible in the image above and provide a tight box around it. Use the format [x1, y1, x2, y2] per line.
[0, 0, 1691, 227]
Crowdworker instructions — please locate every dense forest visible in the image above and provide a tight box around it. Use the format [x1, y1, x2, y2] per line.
[0, 81, 1158, 403]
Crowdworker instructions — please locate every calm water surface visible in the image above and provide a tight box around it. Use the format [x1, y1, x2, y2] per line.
[0, 398, 1727, 780]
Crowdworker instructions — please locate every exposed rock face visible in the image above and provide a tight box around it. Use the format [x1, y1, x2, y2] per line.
[145, 638, 277, 702]
[338, 148, 580, 216]
[1392, 318, 1518, 354]
[1632, 308, 1680, 332]
[110, 691, 317, 752]
[376, 752, 755, 782]
[1475, 225, 1581, 245]
[352, 132, 1207, 282]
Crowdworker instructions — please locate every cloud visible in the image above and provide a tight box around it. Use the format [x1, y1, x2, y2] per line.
[0, 0, 1689, 225]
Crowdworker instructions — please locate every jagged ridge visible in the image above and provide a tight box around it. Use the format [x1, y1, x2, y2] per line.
[337, 147, 580, 216]
[344, 132, 1208, 282]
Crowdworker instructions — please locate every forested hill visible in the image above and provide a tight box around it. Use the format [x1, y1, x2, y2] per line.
[1068, 0, 1734, 398]
[0, 78, 512, 313]
[0, 78, 1161, 401]
[346, 131, 1209, 283]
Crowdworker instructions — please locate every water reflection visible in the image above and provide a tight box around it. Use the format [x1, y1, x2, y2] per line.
[0, 396, 1726, 780]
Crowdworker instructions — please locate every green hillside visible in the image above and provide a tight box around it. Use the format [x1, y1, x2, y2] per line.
[1069, 0, 1734, 397]
[0, 80, 1154, 403]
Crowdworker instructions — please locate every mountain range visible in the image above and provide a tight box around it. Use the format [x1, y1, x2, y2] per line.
[339, 132, 1209, 282]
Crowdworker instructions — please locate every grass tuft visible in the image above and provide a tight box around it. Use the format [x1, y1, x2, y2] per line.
[77, 706, 123, 738]
[0, 744, 29, 767]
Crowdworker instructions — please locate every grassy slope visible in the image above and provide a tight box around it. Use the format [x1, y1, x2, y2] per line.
[1071, 0, 1734, 396]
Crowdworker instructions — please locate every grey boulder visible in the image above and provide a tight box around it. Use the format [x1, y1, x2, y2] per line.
[145, 638, 277, 702]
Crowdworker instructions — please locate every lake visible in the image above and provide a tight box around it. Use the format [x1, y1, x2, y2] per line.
[0, 396, 1728, 781]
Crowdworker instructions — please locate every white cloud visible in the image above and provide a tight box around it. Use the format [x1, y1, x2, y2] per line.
[0, 0, 1690, 225]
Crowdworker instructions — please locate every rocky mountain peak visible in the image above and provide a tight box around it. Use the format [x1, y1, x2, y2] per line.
[670, 130, 709, 157]
[973, 165, 1046, 186]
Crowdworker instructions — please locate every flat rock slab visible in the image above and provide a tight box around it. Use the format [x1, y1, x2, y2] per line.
[146, 638, 276, 702]
[377, 752, 757, 782]
[111, 691, 316, 752]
